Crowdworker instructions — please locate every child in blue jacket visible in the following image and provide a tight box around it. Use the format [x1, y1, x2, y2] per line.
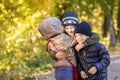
[74, 21, 110, 80]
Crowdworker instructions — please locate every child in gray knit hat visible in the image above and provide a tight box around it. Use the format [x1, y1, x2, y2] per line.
[38, 16, 77, 80]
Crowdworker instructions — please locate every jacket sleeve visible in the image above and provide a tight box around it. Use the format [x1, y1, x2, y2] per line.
[63, 33, 77, 48]
[94, 44, 110, 72]
[77, 63, 84, 77]
[76, 53, 84, 74]
[77, 63, 84, 72]
[48, 48, 57, 60]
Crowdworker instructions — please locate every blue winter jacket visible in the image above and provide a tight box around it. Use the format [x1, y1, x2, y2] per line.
[76, 42, 110, 80]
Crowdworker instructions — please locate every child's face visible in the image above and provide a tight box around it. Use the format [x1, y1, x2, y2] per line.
[75, 33, 89, 44]
[65, 26, 75, 37]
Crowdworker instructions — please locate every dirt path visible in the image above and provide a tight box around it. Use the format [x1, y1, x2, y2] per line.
[38, 54, 120, 80]
[108, 54, 120, 80]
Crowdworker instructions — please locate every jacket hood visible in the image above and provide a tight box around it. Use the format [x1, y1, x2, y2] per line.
[38, 16, 63, 40]
[85, 32, 100, 45]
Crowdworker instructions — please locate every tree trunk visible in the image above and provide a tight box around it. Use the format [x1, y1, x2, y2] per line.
[117, 2, 120, 42]
[103, 10, 116, 46]
[103, 16, 109, 37]
[109, 17, 116, 46]
[109, 9, 116, 46]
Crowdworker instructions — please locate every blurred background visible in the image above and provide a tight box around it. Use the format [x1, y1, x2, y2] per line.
[0, 0, 120, 79]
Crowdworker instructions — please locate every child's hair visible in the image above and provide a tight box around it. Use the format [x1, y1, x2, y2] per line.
[38, 16, 63, 40]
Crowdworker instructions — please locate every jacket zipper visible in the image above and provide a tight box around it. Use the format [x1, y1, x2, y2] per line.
[83, 48, 89, 78]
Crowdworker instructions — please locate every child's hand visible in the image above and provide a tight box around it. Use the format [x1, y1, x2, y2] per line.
[80, 71, 88, 79]
[55, 52, 66, 60]
[75, 44, 84, 52]
[88, 66, 97, 75]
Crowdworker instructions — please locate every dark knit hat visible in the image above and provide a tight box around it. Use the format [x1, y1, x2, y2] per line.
[62, 11, 78, 27]
[74, 21, 92, 36]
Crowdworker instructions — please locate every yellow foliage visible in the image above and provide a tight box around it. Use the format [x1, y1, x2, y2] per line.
[0, 0, 119, 79]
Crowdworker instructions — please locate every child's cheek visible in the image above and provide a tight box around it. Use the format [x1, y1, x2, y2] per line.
[81, 38, 86, 43]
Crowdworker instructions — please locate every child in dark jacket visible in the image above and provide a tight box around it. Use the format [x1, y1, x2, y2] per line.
[74, 21, 110, 80]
